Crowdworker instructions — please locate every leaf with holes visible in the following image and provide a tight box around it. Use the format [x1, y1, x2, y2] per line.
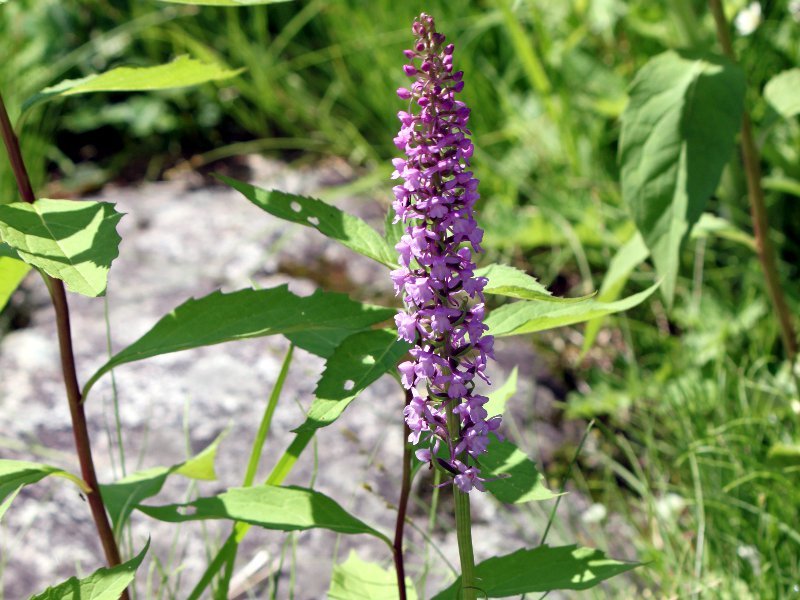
[0, 199, 122, 297]
[29, 540, 149, 600]
[293, 329, 410, 433]
[432, 545, 637, 598]
[82, 285, 394, 398]
[24, 56, 242, 110]
[221, 175, 396, 268]
[620, 50, 745, 304]
[329, 551, 417, 599]
[0, 460, 89, 506]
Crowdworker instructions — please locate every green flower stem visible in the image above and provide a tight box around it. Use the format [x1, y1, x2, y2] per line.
[446, 405, 478, 600]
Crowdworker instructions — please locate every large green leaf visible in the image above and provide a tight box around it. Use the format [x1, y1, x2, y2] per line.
[480, 439, 557, 504]
[329, 551, 417, 600]
[293, 329, 410, 433]
[0, 199, 122, 297]
[29, 541, 149, 600]
[485, 282, 658, 337]
[764, 69, 800, 119]
[100, 433, 223, 533]
[484, 366, 518, 418]
[431, 545, 637, 598]
[138, 485, 388, 542]
[0, 459, 89, 505]
[82, 285, 394, 398]
[221, 176, 396, 268]
[620, 51, 745, 304]
[24, 56, 242, 110]
[0, 256, 30, 312]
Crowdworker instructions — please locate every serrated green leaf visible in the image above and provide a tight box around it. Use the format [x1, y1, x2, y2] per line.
[159, 0, 291, 4]
[221, 175, 396, 268]
[24, 56, 242, 111]
[620, 51, 745, 305]
[481, 439, 557, 504]
[0, 256, 30, 312]
[486, 282, 659, 337]
[293, 329, 410, 433]
[0, 199, 122, 297]
[100, 432, 224, 533]
[29, 540, 149, 600]
[431, 545, 638, 598]
[138, 485, 388, 542]
[484, 367, 517, 418]
[0, 459, 89, 505]
[764, 69, 800, 119]
[477, 264, 561, 302]
[329, 551, 417, 600]
[82, 285, 394, 399]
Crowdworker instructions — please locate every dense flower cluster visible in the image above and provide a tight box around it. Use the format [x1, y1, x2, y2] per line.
[391, 13, 501, 493]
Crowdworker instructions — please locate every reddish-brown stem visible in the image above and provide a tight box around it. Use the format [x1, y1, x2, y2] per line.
[708, 0, 798, 362]
[393, 389, 413, 600]
[0, 92, 127, 597]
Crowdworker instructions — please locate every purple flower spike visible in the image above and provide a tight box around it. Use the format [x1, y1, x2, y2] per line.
[393, 13, 500, 493]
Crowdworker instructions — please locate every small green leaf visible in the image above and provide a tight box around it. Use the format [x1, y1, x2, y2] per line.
[620, 50, 745, 304]
[293, 329, 410, 433]
[484, 367, 518, 418]
[767, 443, 800, 467]
[383, 207, 404, 254]
[83, 285, 394, 398]
[689, 212, 756, 250]
[329, 551, 417, 600]
[486, 282, 659, 337]
[0, 256, 30, 312]
[138, 485, 388, 542]
[477, 264, 567, 302]
[0, 199, 122, 297]
[29, 540, 149, 600]
[481, 439, 557, 504]
[100, 432, 223, 533]
[221, 175, 396, 268]
[0, 486, 21, 523]
[0, 459, 89, 505]
[431, 545, 638, 598]
[24, 56, 242, 110]
[159, 0, 291, 4]
[764, 69, 800, 119]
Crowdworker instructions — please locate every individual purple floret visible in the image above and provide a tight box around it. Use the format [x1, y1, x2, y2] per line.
[392, 13, 501, 493]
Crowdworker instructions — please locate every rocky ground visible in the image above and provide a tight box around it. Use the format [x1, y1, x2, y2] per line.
[0, 159, 627, 599]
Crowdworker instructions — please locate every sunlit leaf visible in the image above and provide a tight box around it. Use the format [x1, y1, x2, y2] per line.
[477, 264, 574, 302]
[764, 69, 800, 119]
[329, 551, 417, 599]
[0, 199, 122, 296]
[0, 459, 89, 505]
[0, 255, 30, 312]
[221, 175, 396, 268]
[620, 51, 745, 304]
[29, 540, 149, 600]
[24, 56, 242, 110]
[481, 439, 557, 504]
[484, 366, 517, 418]
[431, 545, 637, 598]
[82, 285, 394, 398]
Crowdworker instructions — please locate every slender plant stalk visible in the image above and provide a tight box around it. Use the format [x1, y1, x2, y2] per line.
[392, 389, 413, 600]
[708, 0, 798, 364]
[0, 92, 127, 598]
[446, 407, 477, 600]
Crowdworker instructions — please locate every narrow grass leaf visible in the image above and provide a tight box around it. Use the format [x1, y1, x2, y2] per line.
[0, 199, 122, 297]
[24, 56, 242, 110]
[0, 459, 89, 504]
[480, 439, 557, 504]
[620, 50, 745, 304]
[29, 540, 149, 600]
[329, 551, 417, 599]
[138, 485, 388, 541]
[221, 175, 396, 268]
[293, 329, 411, 433]
[82, 285, 394, 398]
[431, 545, 638, 598]
[486, 282, 659, 337]
[764, 69, 800, 119]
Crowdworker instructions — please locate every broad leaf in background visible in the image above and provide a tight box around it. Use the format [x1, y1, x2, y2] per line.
[83, 285, 394, 398]
[620, 51, 745, 305]
[29, 540, 149, 600]
[100, 432, 223, 533]
[222, 175, 396, 268]
[294, 329, 410, 433]
[581, 232, 650, 355]
[0, 199, 122, 296]
[159, 0, 291, 4]
[24, 56, 242, 111]
[0, 459, 89, 505]
[764, 69, 800, 119]
[484, 366, 518, 418]
[0, 256, 30, 312]
[486, 282, 659, 337]
[432, 545, 637, 598]
[329, 551, 417, 600]
[481, 439, 557, 504]
[138, 485, 389, 542]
